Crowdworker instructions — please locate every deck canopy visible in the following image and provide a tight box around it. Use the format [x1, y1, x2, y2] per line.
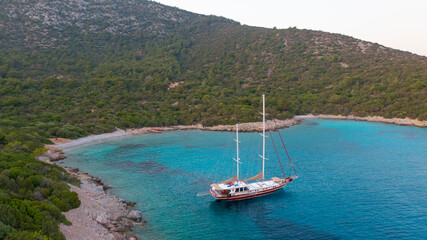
[219, 175, 238, 184]
[242, 171, 263, 182]
[210, 184, 223, 191]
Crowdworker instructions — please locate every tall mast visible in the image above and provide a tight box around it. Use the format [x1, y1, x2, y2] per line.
[234, 124, 240, 181]
[262, 94, 265, 180]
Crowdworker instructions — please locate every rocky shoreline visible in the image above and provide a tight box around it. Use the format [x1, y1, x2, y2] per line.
[38, 150, 143, 240]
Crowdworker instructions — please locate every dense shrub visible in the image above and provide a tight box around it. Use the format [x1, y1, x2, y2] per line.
[0, 129, 79, 239]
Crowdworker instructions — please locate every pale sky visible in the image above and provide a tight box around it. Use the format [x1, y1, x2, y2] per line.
[155, 0, 427, 57]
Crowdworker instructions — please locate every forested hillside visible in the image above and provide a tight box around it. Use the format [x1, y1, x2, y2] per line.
[1, 0, 426, 133]
[0, 0, 426, 238]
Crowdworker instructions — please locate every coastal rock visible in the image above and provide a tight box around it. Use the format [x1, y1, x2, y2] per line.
[36, 155, 51, 162]
[46, 150, 67, 161]
[112, 232, 126, 240]
[69, 167, 80, 173]
[120, 199, 137, 208]
[92, 177, 103, 184]
[126, 210, 142, 222]
[112, 218, 133, 232]
[96, 214, 108, 225]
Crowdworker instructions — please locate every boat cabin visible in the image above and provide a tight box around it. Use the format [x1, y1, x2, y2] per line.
[210, 181, 250, 196]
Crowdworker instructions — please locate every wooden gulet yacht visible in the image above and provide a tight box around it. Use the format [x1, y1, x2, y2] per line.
[209, 95, 297, 201]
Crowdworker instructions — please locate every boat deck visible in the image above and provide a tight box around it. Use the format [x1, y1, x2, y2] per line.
[217, 179, 279, 190]
[210, 177, 296, 200]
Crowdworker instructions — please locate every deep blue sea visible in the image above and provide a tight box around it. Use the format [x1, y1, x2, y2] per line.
[61, 119, 427, 239]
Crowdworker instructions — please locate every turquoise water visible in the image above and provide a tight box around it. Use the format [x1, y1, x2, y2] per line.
[61, 119, 427, 239]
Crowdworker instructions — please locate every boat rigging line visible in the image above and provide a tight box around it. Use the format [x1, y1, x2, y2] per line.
[268, 129, 286, 179]
[268, 109, 298, 177]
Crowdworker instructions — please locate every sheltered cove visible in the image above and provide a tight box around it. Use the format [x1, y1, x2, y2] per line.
[42, 115, 426, 239]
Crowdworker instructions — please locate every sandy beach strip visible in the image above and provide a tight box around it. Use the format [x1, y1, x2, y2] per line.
[299, 114, 427, 127]
[54, 115, 425, 150]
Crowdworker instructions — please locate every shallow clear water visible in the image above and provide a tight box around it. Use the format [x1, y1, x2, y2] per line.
[61, 119, 427, 239]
